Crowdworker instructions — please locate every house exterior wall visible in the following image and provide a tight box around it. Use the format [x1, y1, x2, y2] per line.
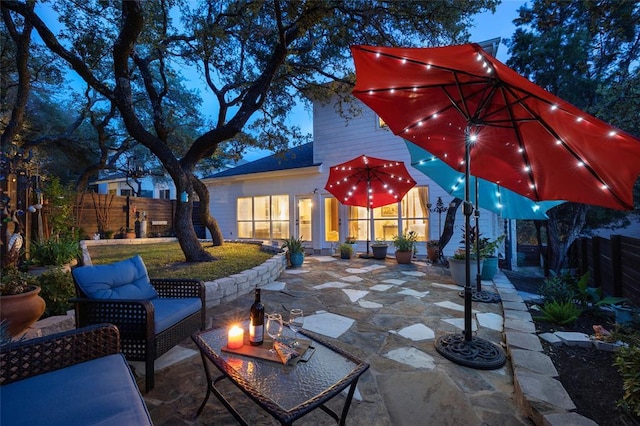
[206, 97, 505, 258]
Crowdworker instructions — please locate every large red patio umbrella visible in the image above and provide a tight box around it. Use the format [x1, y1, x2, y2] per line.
[324, 155, 416, 256]
[351, 43, 640, 370]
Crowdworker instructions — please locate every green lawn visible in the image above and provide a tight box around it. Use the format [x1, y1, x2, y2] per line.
[87, 242, 274, 281]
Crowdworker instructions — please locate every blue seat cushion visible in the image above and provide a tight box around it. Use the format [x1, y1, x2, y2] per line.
[72, 255, 158, 300]
[0, 354, 153, 426]
[152, 297, 202, 333]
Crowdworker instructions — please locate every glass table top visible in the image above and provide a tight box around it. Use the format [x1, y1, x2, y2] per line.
[194, 323, 368, 413]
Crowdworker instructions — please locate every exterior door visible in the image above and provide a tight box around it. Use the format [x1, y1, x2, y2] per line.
[296, 196, 313, 244]
[323, 196, 340, 251]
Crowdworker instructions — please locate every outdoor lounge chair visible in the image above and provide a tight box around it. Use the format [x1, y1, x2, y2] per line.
[71, 255, 205, 391]
[0, 324, 153, 425]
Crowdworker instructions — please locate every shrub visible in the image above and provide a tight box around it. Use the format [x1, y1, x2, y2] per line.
[338, 243, 353, 258]
[37, 268, 75, 317]
[281, 236, 304, 254]
[533, 301, 582, 325]
[614, 345, 640, 417]
[392, 231, 417, 252]
[538, 275, 577, 305]
[30, 237, 81, 266]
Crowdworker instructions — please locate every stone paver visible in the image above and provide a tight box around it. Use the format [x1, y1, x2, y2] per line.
[141, 256, 560, 425]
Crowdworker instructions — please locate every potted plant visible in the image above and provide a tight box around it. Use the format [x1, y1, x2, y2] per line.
[0, 267, 46, 337]
[370, 238, 388, 260]
[427, 240, 440, 262]
[28, 237, 81, 275]
[447, 248, 482, 286]
[281, 236, 305, 267]
[392, 231, 417, 264]
[121, 227, 137, 239]
[338, 243, 354, 259]
[478, 234, 505, 280]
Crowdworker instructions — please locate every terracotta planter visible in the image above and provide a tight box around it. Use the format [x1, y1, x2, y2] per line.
[394, 250, 412, 264]
[0, 286, 46, 337]
[427, 247, 439, 262]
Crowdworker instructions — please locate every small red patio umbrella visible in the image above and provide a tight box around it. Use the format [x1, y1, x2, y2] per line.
[324, 155, 416, 256]
[351, 43, 640, 370]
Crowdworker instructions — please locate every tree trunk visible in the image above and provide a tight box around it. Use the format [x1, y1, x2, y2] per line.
[547, 204, 589, 273]
[173, 197, 215, 262]
[191, 175, 224, 246]
[440, 198, 462, 252]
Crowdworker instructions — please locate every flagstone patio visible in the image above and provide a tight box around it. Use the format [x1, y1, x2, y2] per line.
[141, 254, 536, 425]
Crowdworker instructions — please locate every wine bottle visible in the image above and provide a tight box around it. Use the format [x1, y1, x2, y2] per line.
[249, 289, 264, 345]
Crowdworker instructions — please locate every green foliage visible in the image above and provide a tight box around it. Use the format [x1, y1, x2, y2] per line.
[533, 301, 582, 325]
[477, 234, 505, 258]
[393, 231, 417, 252]
[338, 243, 353, 257]
[538, 273, 577, 305]
[41, 177, 79, 240]
[30, 237, 81, 266]
[0, 268, 38, 295]
[427, 239, 439, 249]
[344, 236, 357, 244]
[37, 268, 75, 317]
[614, 345, 640, 417]
[281, 236, 304, 254]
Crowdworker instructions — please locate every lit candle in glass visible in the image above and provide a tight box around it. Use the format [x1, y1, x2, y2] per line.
[228, 325, 244, 349]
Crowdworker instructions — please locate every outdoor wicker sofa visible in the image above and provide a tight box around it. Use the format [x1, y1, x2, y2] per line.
[71, 255, 206, 391]
[0, 323, 153, 425]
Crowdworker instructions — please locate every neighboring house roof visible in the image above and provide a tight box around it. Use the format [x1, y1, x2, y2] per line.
[206, 143, 318, 178]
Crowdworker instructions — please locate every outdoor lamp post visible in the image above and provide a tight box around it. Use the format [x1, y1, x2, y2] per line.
[429, 196, 451, 238]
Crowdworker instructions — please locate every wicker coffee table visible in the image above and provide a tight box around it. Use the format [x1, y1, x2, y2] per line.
[192, 325, 369, 425]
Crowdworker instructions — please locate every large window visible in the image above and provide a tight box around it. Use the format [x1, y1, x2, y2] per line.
[401, 187, 429, 242]
[347, 186, 429, 243]
[237, 195, 289, 240]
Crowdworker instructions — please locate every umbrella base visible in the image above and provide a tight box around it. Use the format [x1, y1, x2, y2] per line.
[358, 253, 373, 259]
[435, 333, 506, 370]
[458, 289, 502, 303]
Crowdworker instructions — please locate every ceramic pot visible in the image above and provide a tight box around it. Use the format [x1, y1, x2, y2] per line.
[289, 252, 305, 267]
[0, 286, 46, 337]
[394, 250, 412, 264]
[371, 245, 388, 260]
[448, 257, 484, 286]
[481, 257, 499, 280]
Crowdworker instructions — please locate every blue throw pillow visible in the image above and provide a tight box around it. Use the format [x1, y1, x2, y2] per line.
[72, 255, 158, 300]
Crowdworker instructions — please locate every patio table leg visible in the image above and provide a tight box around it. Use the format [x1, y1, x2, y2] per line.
[195, 352, 249, 425]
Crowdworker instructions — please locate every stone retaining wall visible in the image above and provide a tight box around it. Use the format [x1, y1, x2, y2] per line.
[80, 238, 286, 309]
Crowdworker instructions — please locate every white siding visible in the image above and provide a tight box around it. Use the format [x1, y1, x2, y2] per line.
[207, 96, 504, 257]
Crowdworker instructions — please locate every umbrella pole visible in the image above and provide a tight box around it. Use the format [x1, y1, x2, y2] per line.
[475, 177, 482, 293]
[435, 130, 506, 370]
[360, 177, 372, 259]
[463, 138, 473, 342]
[458, 177, 502, 303]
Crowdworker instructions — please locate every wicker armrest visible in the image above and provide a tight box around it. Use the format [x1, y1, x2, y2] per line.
[0, 324, 120, 386]
[151, 278, 204, 299]
[70, 297, 153, 335]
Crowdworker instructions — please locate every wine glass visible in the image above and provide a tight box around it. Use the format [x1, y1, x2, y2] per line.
[266, 313, 283, 354]
[289, 309, 304, 346]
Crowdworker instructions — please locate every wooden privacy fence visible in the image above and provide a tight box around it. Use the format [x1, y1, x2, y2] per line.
[72, 193, 203, 238]
[575, 235, 640, 306]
